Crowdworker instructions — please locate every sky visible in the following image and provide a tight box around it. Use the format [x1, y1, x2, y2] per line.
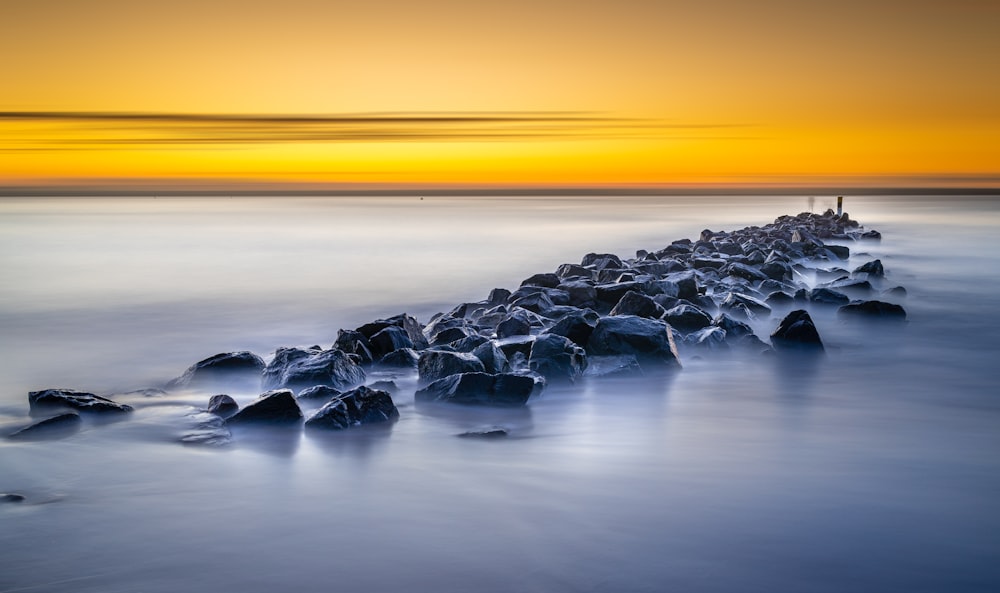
[2, 0, 998, 191]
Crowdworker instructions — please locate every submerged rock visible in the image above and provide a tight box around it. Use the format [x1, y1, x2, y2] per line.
[528, 334, 588, 383]
[206, 394, 239, 418]
[28, 389, 133, 414]
[838, 300, 907, 320]
[262, 347, 365, 393]
[227, 389, 302, 425]
[770, 310, 824, 351]
[304, 386, 398, 430]
[166, 351, 265, 390]
[179, 410, 232, 446]
[8, 412, 81, 440]
[457, 426, 509, 439]
[415, 372, 536, 406]
[296, 385, 344, 400]
[1, 493, 26, 503]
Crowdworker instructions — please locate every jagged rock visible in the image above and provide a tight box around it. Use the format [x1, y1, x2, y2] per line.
[557, 280, 598, 308]
[496, 336, 535, 360]
[304, 386, 398, 430]
[584, 355, 644, 378]
[179, 411, 232, 446]
[825, 244, 851, 260]
[415, 372, 536, 406]
[166, 351, 265, 390]
[448, 334, 490, 352]
[8, 412, 81, 440]
[367, 326, 414, 360]
[457, 427, 509, 439]
[2, 493, 27, 503]
[296, 385, 343, 400]
[609, 291, 666, 319]
[356, 313, 429, 350]
[496, 310, 533, 338]
[418, 350, 487, 385]
[808, 288, 851, 306]
[429, 325, 478, 347]
[472, 341, 511, 374]
[838, 300, 907, 320]
[556, 263, 592, 279]
[726, 262, 768, 282]
[823, 278, 873, 297]
[854, 259, 885, 277]
[586, 315, 681, 366]
[548, 309, 598, 347]
[713, 313, 755, 338]
[206, 394, 239, 418]
[759, 261, 792, 281]
[594, 281, 649, 307]
[720, 292, 771, 319]
[227, 389, 302, 425]
[376, 347, 420, 368]
[686, 327, 729, 351]
[666, 271, 699, 300]
[333, 330, 374, 364]
[262, 347, 366, 392]
[770, 310, 824, 351]
[28, 389, 133, 413]
[529, 334, 588, 382]
[884, 286, 907, 298]
[521, 273, 561, 288]
[581, 252, 624, 270]
[663, 303, 713, 332]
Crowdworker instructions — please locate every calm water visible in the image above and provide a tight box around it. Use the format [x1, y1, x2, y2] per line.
[1, 194, 999, 593]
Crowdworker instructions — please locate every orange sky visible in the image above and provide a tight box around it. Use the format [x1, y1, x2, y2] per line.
[2, 0, 999, 190]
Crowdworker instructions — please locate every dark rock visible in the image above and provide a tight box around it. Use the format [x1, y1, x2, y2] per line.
[418, 350, 487, 385]
[295, 385, 343, 400]
[595, 281, 649, 306]
[884, 286, 907, 298]
[720, 292, 771, 318]
[838, 300, 907, 320]
[860, 230, 882, 241]
[823, 278, 873, 297]
[367, 380, 398, 394]
[825, 244, 851, 260]
[581, 252, 623, 270]
[508, 290, 557, 315]
[586, 315, 681, 366]
[496, 310, 533, 338]
[472, 341, 511, 374]
[304, 386, 398, 430]
[663, 303, 713, 332]
[28, 389, 133, 414]
[809, 288, 851, 306]
[333, 330, 374, 364]
[692, 257, 726, 270]
[457, 427, 509, 439]
[666, 271, 699, 300]
[555, 263, 592, 279]
[496, 336, 535, 360]
[765, 290, 795, 307]
[854, 259, 885, 277]
[227, 389, 302, 425]
[206, 394, 239, 418]
[759, 261, 792, 281]
[166, 351, 265, 390]
[529, 334, 588, 383]
[713, 313, 755, 338]
[1, 493, 27, 503]
[179, 411, 232, 446]
[770, 310, 824, 351]
[415, 372, 536, 406]
[557, 280, 598, 308]
[367, 326, 414, 360]
[356, 313, 429, 350]
[8, 412, 81, 440]
[548, 310, 598, 347]
[262, 347, 366, 392]
[609, 291, 666, 319]
[686, 327, 729, 351]
[376, 347, 420, 368]
[584, 355, 644, 378]
[448, 334, 490, 352]
[487, 288, 512, 306]
[429, 325, 477, 347]
[521, 273, 561, 288]
[726, 262, 768, 282]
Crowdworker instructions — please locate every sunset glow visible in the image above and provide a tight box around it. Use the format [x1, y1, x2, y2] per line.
[3, 0, 999, 191]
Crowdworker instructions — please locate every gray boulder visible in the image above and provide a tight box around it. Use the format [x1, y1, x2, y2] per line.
[472, 341, 511, 374]
[586, 315, 681, 366]
[418, 350, 487, 385]
[28, 389, 133, 413]
[610, 291, 666, 319]
[415, 372, 536, 406]
[166, 351, 265, 390]
[304, 386, 398, 430]
[663, 303, 713, 332]
[207, 394, 239, 418]
[529, 334, 588, 382]
[367, 326, 414, 360]
[295, 385, 343, 400]
[262, 347, 366, 393]
[854, 259, 885, 277]
[227, 389, 302, 425]
[376, 348, 420, 368]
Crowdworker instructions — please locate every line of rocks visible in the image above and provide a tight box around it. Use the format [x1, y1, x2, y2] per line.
[7, 208, 907, 443]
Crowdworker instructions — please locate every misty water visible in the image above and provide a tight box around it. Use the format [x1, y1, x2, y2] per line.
[1, 194, 998, 592]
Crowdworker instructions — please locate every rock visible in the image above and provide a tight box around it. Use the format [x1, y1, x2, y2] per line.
[1, 493, 26, 503]
[548, 309, 598, 347]
[165, 351, 265, 390]
[429, 325, 478, 347]
[586, 315, 681, 366]
[472, 341, 511, 374]
[726, 262, 768, 283]
[581, 252, 623, 270]
[838, 300, 907, 320]
[496, 310, 533, 338]
[584, 355, 644, 378]
[854, 259, 885, 277]
[448, 334, 490, 353]
[206, 394, 239, 418]
[609, 291, 666, 319]
[663, 303, 713, 332]
[686, 326, 729, 351]
[417, 350, 487, 385]
[556, 263, 592, 279]
[666, 271, 700, 300]
[295, 385, 343, 400]
[457, 427, 509, 439]
[720, 292, 771, 318]
[809, 288, 851, 306]
[415, 372, 536, 406]
[179, 411, 232, 446]
[8, 412, 81, 440]
[367, 326, 414, 360]
[713, 313, 755, 338]
[759, 261, 792, 281]
[770, 310, 824, 351]
[508, 290, 557, 315]
[304, 386, 398, 430]
[825, 244, 851, 260]
[261, 347, 366, 393]
[557, 280, 598, 308]
[883, 285, 907, 298]
[521, 273, 561, 288]
[376, 348, 420, 368]
[28, 389, 133, 414]
[333, 329, 374, 364]
[227, 389, 303, 425]
[529, 334, 588, 382]
[356, 313, 429, 350]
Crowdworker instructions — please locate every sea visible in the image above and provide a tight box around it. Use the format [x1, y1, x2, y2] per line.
[1, 194, 998, 593]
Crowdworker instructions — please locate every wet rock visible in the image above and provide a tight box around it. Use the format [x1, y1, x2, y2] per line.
[720, 292, 771, 318]
[367, 326, 414, 360]
[809, 288, 851, 306]
[457, 427, 509, 439]
[838, 300, 907, 320]
[713, 313, 755, 338]
[165, 351, 265, 390]
[376, 347, 420, 368]
[726, 262, 768, 283]
[418, 350, 487, 385]
[8, 412, 81, 440]
[1, 493, 26, 503]
[581, 252, 623, 270]
[28, 389, 133, 414]
[206, 394, 239, 418]
[666, 271, 699, 300]
[854, 259, 885, 278]
[448, 334, 490, 353]
[825, 244, 851, 260]
[759, 261, 792, 281]
[227, 389, 303, 425]
[262, 347, 366, 393]
[496, 310, 533, 338]
[295, 385, 343, 400]
[586, 315, 681, 366]
[472, 341, 511, 374]
[770, 310, 824, 351]
[179, 411, 232, 446]
[521, 273, 561, 288]
[356, 313, 429, 350]
[609, 291, 666, 319]
[529, 334, 588, 383]
[663, 303, 713, 332]
[333, 330, 374, 365]
[548, 309, 598, 347]
[584, 355, 644, 378]
[557, 280, 598, 308]
[415, 372, 536, 406]
[884, 286, 907, 298]
[496, 335, 535, 360]
[594, 281, 649, 307]
[304, 386, 398, 430]
[686, 327, 729, 351]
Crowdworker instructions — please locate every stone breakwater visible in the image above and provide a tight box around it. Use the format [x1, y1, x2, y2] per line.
[6, 209, 907, 445]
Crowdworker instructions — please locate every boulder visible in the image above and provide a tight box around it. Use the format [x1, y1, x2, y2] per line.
[165, 351, 265, 390]
[304, 386, 398, 430]
[529, 334, 588, 382]
[376, 347, 420, 368]
[521, 273, 561, 288]
[557, 280, 599, 308]
[417, 350, 487, 385]
[586, 315, 681, 366]
[206, 394, 239, 418]
[853, 259, 885, 278]
[457, 427, 509, 439]
[555, 263, 592, 279]
[261, 347, 366, 393]
[496, 310, 533, 338]
[584, 355, 644, 378]
[356, 313, 429, 350]
[367, 326, 414, 360]
[770, 310, 824, 351]
[333, 330, 374, 364]
[808, 288, 851, 306]
[179, 411, 232, 446]
[472, 341, 511, 374]
[838, 300, 907, 320]
[548, 309, 598, 347]
[7, 412, 81, 440]
[415, 372, 536, 406]
[665, 271, 699, 300]
[663, 303, 713, 332]
[227, 389, 302, 425]
[295, 385, 343, 400]
[28, 389, 133, 414]
[609, 291, 666, 319]
[720, 292, 771, 318]
[726, 262, 768, 283]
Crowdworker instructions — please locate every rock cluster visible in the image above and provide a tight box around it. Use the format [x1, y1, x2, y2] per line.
[9, 208, 907, 444]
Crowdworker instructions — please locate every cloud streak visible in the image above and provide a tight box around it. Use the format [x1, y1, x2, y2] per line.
[0, 110, 750, 150]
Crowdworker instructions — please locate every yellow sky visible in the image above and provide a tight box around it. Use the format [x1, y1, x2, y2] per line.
[2, 0, 998, 190]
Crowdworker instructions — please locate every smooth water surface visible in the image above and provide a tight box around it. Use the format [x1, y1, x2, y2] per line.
[1, 194, 999, 593]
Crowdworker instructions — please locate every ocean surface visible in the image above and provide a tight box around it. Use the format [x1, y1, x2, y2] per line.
[1, 194, 998, 593]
